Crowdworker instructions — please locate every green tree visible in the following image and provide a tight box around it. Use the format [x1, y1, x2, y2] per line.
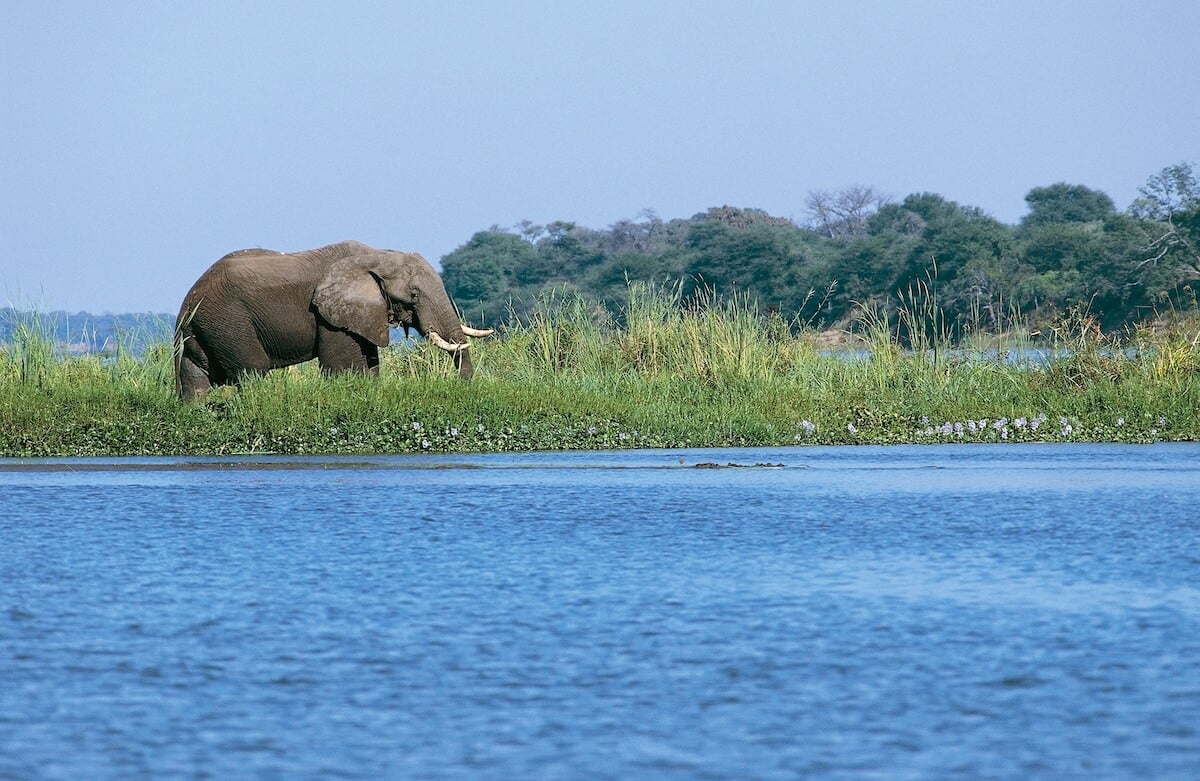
[1021, 183, 1115, 227]
[1127, 162, 1200, 292]
[678, 213, 823, 316]
[827, 194, 1021, 336]
[441, 230, 539, 323]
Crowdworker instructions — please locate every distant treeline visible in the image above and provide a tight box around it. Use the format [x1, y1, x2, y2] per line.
[0, 309, 172, 354]
[443, 162, 1200, 336]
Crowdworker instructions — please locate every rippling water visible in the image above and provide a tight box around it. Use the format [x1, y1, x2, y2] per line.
[3, 444, 1199, 779]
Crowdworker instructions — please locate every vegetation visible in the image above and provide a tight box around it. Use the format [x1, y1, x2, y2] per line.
[2, 283, 1198, 457]
[0, 308, 172, 355]
[443, 162, 1200, 336]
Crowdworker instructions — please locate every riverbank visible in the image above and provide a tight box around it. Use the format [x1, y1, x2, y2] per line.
[2, 292, 1198, 457]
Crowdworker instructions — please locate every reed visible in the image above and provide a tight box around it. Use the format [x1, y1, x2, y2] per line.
[2, 287, 1198, 456]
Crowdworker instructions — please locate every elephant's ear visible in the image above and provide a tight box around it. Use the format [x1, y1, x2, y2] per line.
[312, 257, 391, 347]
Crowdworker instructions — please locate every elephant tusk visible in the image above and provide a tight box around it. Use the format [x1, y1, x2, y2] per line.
[460, 325, 494, 338]
[426, 331, 469, 352]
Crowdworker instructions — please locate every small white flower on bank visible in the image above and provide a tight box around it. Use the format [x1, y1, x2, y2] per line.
[847, 423, 858, 434]
[1116, 417, 1125, 427]
[421, 438, 430, 450]
[411, 421, 422, 431]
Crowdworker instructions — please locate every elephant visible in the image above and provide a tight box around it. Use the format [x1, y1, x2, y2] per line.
[174, 240, 492, 400]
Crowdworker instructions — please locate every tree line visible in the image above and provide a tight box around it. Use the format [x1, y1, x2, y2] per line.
[441, 162, 1200, 338]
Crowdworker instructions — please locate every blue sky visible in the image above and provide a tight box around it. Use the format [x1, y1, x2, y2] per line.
[2, 1, 1196, 313]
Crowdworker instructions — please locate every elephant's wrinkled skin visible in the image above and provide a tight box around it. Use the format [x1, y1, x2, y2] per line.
[175, 241, 490, 400]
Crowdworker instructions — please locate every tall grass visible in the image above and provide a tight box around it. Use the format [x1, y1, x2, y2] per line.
[2, 285, 1199, 456]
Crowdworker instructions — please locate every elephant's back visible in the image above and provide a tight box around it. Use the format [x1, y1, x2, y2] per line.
[178, 250, 321, 327]
[177, 242, 374, 326]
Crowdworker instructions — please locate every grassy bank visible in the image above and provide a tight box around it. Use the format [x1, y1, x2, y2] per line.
[2, 287, 1199, 457]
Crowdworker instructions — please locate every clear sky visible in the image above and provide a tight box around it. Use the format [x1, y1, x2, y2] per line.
[2, 1, 1197, 314]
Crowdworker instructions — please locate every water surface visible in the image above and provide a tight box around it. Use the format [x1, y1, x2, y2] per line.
[2, 444, 1199, 779]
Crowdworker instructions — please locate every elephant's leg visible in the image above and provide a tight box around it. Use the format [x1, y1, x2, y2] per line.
[316, 325, 380, 375]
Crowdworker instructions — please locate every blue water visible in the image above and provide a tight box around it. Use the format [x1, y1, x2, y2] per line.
[2, 444, 1199, 780]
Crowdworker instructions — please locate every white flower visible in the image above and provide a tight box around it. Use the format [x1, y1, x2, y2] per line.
[847, 423, 858, 434]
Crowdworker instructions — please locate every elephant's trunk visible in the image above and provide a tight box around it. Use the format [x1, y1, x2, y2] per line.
[415, 297, 490, 380]
[454, 344, 474, 380]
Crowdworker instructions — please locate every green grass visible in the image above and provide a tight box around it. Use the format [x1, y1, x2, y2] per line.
[2, 286, 1199, 456]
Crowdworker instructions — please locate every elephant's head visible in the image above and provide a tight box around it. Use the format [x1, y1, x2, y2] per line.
[311, 250, 491, 378]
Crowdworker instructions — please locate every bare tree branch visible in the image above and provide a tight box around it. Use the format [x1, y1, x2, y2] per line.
[804, 185, 892, 238]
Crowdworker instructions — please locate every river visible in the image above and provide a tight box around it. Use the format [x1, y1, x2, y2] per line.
[2, 443, 1198, 779]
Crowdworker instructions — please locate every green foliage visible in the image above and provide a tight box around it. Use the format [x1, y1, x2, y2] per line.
[3, 285, 1200, 457]
[439, 162, 1200, 340]
[1021, 183, 1116, 227]
[1124, 162, 1200, 310]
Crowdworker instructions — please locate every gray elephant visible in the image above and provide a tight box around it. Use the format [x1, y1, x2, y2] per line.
[175, 240, 491, 400]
